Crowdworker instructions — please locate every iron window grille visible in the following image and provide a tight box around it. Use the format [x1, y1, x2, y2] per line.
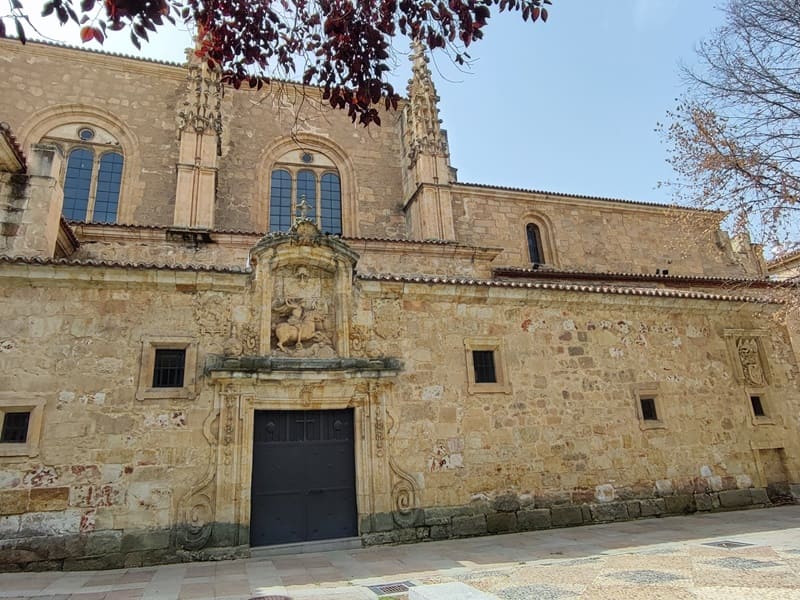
[152, 348, 186, 388]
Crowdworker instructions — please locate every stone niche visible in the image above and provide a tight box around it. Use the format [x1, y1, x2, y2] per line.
[250, 219, 359, 358]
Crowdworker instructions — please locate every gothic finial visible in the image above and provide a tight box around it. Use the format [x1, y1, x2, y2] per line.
[404, 40, 448, 163]
[176, 44, 223, 146]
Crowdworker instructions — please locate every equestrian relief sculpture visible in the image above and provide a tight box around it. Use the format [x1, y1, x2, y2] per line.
[271, 298, 334, 357]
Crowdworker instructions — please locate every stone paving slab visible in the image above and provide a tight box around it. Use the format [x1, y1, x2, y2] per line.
[0, 506, 798, 599]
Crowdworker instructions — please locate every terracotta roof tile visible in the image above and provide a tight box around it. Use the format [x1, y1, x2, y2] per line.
[358, 273, 774, 304]
[0, 122, 27, 172]
[493, 266, 771, 288]
[0, 255, 248, 274]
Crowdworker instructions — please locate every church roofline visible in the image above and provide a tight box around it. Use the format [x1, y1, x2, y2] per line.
[2, 36, 184, 68]
[454, 181, 725, 214]
[0, 254, 248, 274]
[493, 266, 772, 288]
[767, 247, 800, 269]
[358, 272, 775, 304]
[2, 37, 413, 103]
[69, 221, 483, 247]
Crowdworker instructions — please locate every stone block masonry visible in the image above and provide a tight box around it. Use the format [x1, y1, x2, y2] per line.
[360, 488, 775, 548]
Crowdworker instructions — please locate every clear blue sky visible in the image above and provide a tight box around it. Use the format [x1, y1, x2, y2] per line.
[23, 0, 726, 206]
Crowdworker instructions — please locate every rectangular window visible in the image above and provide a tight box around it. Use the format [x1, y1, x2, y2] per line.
[152, 348, 186, 388]
[750, 395, 766, 417]
[472, 350, 497, 384]
[1, 411, 30, 443]
[640, 397, 658, 421]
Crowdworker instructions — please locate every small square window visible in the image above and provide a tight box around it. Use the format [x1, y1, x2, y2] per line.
[634, 385, 664, 430]
[750, 395, 765, 417]
[746, 390, 773, 425]
[153, 349, 186, 388]
[464, 337, 511, 394]
[0, 395, 46, 458]
[1, 412, 31, 443]
[472, 350, 497, 384]
[136, 336, 197, 401]
[640, 397, 658, 421]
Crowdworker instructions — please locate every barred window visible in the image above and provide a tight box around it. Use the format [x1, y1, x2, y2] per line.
[152, 349, 186, 388]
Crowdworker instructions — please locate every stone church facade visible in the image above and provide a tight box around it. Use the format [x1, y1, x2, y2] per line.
[0, 39, 798, 571]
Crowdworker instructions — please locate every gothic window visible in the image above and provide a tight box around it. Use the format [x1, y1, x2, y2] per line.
[269, 150, 342, 235]
[44, 124, 125, 224]
[527, 223, 544, 264]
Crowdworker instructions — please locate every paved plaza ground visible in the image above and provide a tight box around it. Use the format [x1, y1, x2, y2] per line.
[1, 505, 799, 599]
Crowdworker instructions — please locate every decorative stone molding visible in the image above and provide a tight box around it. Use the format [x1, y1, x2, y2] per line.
[18, 103, 142, 224]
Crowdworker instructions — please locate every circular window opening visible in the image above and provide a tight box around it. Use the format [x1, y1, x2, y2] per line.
[78, 127, 95, 141]
[301, 152, 314, 164]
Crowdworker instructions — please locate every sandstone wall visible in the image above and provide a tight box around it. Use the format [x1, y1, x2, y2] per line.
[0, 40, 185, 227]
[0, 264, 248, 569]
[360, 281, 799, 503]
[452, 187, 764, 278]
[1, 262, 797, 569]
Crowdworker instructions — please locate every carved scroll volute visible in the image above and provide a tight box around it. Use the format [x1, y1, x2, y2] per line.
[174, 384, 223, 551]
[384, 400, 422, 528]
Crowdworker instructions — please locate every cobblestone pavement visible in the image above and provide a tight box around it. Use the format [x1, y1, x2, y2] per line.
[1, 505, 799, 600]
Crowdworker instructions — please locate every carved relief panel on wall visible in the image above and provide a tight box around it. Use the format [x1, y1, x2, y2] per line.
[736, 336, 767, 386]
[271, 265, 337, 358]
[724, 330, 771, 387]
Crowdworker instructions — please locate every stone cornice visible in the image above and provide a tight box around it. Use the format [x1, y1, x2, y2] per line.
[453, 182, 726, 218]
[0, 38, 185, 80]
[357, 273, 775, 305]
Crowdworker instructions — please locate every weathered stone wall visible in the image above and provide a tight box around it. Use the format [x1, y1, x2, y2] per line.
[0, 40, 409, 239]
[355, 279, 800, 539]
[0, 265, 249, 570]
[215, 87, 407, 237]
[1, 262, 797, 570]
[0, 40, 185, 227]
[452, 186, 764, 278]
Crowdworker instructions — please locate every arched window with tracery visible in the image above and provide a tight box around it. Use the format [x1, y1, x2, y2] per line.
[268, 150, 342, 235]
[44, 124, 125, 223]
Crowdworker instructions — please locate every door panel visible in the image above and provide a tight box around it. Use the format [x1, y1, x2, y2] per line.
[250, 409, 357, 546]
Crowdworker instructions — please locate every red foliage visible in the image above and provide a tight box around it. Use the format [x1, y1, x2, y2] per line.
[5, 0, 552, 125]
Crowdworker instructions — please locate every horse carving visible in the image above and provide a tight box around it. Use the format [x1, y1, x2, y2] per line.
[273, 299, 324, 352]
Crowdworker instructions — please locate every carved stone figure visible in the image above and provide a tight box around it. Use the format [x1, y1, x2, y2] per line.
[736, 337, 766, 386]
[272, 299, 327, 352]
